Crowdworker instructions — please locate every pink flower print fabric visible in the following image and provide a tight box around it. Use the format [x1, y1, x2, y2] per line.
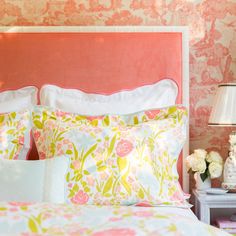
[0, 110, 32, 160]
[71, 190, 89, 205]
[116, 139, 133, 157]
[32, 105, 189, 207]
[0, 202, 230, 236]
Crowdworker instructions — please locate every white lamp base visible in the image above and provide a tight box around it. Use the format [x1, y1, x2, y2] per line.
[222, 131, 236, 192]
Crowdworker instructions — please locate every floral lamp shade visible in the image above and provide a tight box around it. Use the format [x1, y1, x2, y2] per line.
[208, 83, 236, 192]
[209, 83, 236, 126]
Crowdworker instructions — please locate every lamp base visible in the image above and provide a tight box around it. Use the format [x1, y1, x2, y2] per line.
[222, 131, 236, 191]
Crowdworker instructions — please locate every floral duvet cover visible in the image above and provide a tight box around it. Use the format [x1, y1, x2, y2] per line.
[0, 202, 228, 236]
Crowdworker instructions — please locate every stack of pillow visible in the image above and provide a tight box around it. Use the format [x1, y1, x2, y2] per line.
[0, 79, 190, 207]
[0, 86, 68, 202]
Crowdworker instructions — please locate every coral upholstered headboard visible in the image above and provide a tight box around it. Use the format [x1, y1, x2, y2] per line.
[0, 26, 189, 192]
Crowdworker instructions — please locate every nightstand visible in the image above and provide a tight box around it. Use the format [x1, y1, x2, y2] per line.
[193, 189, 236, 224]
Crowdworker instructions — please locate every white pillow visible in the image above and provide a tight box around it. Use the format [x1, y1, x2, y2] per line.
[40, 79, 178, 115]
[43, 156, 69, 203]
[0, 156, 69, 203]
[0, 86, 38, 113]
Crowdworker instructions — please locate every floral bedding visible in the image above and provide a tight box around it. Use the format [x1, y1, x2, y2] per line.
[0, 202, 229, 235]
[0, 110, 31, 160]
[32, 105, 188, 207]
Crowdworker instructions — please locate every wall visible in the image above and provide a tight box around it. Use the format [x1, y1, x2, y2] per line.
[1, 0, 236, 174]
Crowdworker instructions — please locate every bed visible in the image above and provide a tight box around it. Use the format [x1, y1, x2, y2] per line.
[0, 26, 229, 235]
[0, 203, 228, 235]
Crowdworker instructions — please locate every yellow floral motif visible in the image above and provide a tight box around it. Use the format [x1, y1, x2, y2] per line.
[0, 110, 31, 160]
[0, 202, 229, 235]
[32, 105, 189, 206]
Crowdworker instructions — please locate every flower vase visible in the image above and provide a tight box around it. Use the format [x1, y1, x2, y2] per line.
[194, 172, 211, 191]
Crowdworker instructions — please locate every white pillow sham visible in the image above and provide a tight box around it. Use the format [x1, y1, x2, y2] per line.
[0, 156, 69, 203]
[0, 86, 38, 113]
[40, 79, 178, 115]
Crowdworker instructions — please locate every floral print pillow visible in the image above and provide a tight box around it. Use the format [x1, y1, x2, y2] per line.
[0, 110, 32, 160]
[32, 105, 189, 207]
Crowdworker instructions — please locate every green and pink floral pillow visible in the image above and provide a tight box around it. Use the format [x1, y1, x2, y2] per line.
[32, 105, 189, 207]
[0, 110, 32, 160]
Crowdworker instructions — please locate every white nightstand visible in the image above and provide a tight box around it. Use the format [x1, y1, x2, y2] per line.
[193, 189, 236, 224]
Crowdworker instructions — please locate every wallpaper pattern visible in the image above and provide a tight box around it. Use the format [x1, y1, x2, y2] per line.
[0, 0, 236, 163]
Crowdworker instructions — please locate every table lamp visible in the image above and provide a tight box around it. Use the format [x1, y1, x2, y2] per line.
[208, 83, 236, 192]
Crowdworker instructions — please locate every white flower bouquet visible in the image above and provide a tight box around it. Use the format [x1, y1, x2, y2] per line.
[186, 149, 223, 182]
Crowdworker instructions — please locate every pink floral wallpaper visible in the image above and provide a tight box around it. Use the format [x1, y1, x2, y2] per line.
[0, 0, 236, 162]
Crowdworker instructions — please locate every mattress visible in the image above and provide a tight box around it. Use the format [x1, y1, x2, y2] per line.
[0, 202, 228, 235]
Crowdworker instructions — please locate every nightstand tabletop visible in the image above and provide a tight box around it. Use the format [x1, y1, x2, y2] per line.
[193, 189, 236, 204]
[193, 189, 236, 224]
